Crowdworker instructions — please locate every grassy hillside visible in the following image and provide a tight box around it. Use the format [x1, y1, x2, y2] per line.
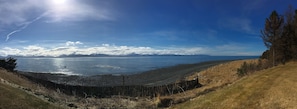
[0, 68, 63, 109]
[0, 68, 158, 108]
[0, 83, 61, 109]
[172, 62, 297, 109]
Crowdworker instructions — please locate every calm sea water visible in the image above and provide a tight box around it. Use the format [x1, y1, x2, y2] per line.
[16, 56, 258, 76]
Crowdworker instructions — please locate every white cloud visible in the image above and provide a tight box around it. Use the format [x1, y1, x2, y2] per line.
[65, 41, 83, 46]
[0, 47, 22, 56]
[0, 41, 208, 57]
[0, 41, 262, 57]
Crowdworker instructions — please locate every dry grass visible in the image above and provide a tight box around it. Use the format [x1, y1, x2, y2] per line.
[0, 68, 157, 108]
[158, 60, 256, 105]
[187, 59, 258, 88]
[0, 83, 61, 109]
[0, 69, 63, 109]
[171, 61, 297, 109]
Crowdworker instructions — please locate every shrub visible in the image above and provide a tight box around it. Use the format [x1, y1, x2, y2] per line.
[237, 62, 248, 77]
[0, 57, 17, 72]
[237, 59, 272, 77]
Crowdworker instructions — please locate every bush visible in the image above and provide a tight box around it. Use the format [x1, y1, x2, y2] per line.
[237, 62, 248, 77]
[237, 59, 272, 77]
[0, 57, 17, 72]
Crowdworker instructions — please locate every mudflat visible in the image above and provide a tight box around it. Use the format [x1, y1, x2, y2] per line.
[19, 60, 232, 87]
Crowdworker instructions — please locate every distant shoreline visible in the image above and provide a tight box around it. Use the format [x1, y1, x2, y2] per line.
[8, 54, 212, 58]
[18, 60, 234, 87]
[15, 56, 259, 76]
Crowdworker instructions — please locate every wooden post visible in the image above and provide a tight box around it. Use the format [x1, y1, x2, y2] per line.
[122, 75, 125, 86]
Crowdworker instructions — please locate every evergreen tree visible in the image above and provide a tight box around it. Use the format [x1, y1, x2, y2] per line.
[5, 57, 17, 71]
[261, 10, 284, 66]
[292, 10, 297, 60]
[0, 57, 17, 72]
[281, 6, 295, 62]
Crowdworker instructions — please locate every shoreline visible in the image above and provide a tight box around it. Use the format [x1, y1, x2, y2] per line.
[18, 60, 233, 87]
[1, 59, 259, 108]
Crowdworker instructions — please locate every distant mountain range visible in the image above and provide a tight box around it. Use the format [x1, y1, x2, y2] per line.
[3, 54, 210, 58]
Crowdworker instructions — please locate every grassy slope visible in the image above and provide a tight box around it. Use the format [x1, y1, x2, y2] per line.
[0, 69, 62, 109]
[0, 83, 60, 109]
[158, 60, 250, 105]
[172, 62, 297, 109]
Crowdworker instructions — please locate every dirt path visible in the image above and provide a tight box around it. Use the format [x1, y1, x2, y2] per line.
[172, 62, 297, 109]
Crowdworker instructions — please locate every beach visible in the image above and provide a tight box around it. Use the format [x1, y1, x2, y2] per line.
[18, 60, 232, 87]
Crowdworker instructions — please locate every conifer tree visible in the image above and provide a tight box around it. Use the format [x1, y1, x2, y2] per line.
[261, 10, 284, 66]
[280, 6, 295, 62]
[292, 10, 297, 59]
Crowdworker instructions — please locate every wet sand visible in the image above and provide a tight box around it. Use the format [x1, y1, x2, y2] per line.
[18, 60, 232, 87]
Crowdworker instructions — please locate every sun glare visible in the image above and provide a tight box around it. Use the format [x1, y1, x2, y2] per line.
[47, 0, 74, 21]
[52, 0, 68, 5]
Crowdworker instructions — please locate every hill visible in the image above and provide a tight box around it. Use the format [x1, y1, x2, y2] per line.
[0, 68, 157, 108]
[0, 68, 63, 109]
[172, 61, 297, 109]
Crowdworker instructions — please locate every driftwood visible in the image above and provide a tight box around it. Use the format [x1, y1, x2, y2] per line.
[22, 74, 202, 98]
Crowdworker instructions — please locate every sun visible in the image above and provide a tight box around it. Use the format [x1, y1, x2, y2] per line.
[46, 0, 74, 22]
[52, 0, 68, 5]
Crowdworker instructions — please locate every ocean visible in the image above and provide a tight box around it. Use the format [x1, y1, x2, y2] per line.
[16, 56, 258, 76]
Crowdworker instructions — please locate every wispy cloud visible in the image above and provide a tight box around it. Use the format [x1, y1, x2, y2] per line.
[241, 0, 268, 14]
[212, 42, 263, 56]
[5, 13, 47, 41]
[0, 0, 42, 25]
[142, 29, 219, 44]
[0, 0, 114, 41]
[218, 17, 257, 34]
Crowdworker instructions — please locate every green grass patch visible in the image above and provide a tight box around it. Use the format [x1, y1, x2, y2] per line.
[0, 83, 62, 109]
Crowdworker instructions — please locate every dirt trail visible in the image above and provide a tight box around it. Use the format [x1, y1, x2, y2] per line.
[172, 62, 297, 109]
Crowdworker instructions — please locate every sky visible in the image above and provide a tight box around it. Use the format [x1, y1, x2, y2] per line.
[0, 0, 296, 57]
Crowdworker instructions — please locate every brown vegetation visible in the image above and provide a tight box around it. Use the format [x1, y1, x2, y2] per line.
[172, 61, 297, 109]
[0, 68, 157, 108]
[156, 59, 257, 107]
[0, 68, 63, 109]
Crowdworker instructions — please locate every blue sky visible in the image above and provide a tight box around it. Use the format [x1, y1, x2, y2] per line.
[0, 0, 296, 56]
